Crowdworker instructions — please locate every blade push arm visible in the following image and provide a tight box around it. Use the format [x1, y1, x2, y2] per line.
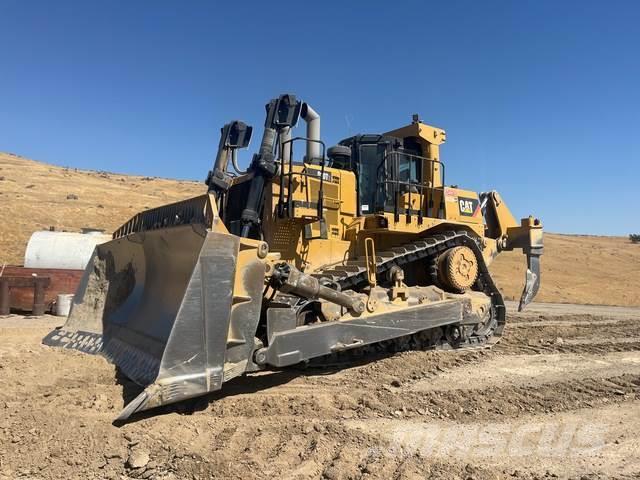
[482, 191, 543, 311]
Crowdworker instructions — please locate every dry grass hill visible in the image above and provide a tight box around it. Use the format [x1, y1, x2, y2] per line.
[1, 151, 638, 306]
[0, 152, 203, 265]
[491, 234, 639, 306]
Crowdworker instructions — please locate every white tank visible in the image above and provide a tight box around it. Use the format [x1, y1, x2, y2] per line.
[24, 230, 112, 270]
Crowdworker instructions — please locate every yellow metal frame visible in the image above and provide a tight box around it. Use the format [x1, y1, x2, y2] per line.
[258, 118, 540, 274]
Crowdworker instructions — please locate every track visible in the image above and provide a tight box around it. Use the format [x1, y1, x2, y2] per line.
[1, 303, 639, 479]
[312, 230, 506, 352]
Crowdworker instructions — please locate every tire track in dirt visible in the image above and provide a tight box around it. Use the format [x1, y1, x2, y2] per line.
[347, 401, 640, 480]
[497, 339, 640, 355]
[506, 317, 638, 338]
[510, 317, 625, 327]
[497, 313, 640, 355]
[199, 372, 639, 424]
[410, 351, 640, 391]
[505, 302, 640, 319]
[140, 419, 506, 480]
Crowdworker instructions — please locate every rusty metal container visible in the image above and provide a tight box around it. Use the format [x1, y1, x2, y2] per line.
[0, 266, 83, 313]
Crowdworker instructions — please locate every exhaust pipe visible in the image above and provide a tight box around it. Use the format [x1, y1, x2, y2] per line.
[301, 103, 321, 161]
[280, 126, 292, 165]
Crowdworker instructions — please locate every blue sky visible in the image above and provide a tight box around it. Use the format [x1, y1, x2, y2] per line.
[1, 1, 639, 235]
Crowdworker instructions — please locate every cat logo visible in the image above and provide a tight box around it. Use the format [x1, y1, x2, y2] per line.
[458, 197, 480, 217]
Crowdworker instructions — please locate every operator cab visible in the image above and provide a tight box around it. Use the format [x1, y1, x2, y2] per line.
[331, 134, 425, 216]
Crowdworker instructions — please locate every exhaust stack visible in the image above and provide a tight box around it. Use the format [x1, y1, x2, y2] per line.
[301, 103, 321, 161]
[280, 126, 292, 165]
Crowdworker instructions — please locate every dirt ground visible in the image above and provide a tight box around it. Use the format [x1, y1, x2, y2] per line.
[1, 303, 639, 480]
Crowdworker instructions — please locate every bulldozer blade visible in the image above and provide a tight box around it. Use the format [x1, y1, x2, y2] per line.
[43, 222, 266, 420]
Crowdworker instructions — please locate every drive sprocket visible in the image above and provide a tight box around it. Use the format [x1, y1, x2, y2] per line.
[437, 245, 478, 292]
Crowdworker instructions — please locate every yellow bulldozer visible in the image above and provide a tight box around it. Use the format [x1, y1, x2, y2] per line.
[44, 94, 542, 420]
